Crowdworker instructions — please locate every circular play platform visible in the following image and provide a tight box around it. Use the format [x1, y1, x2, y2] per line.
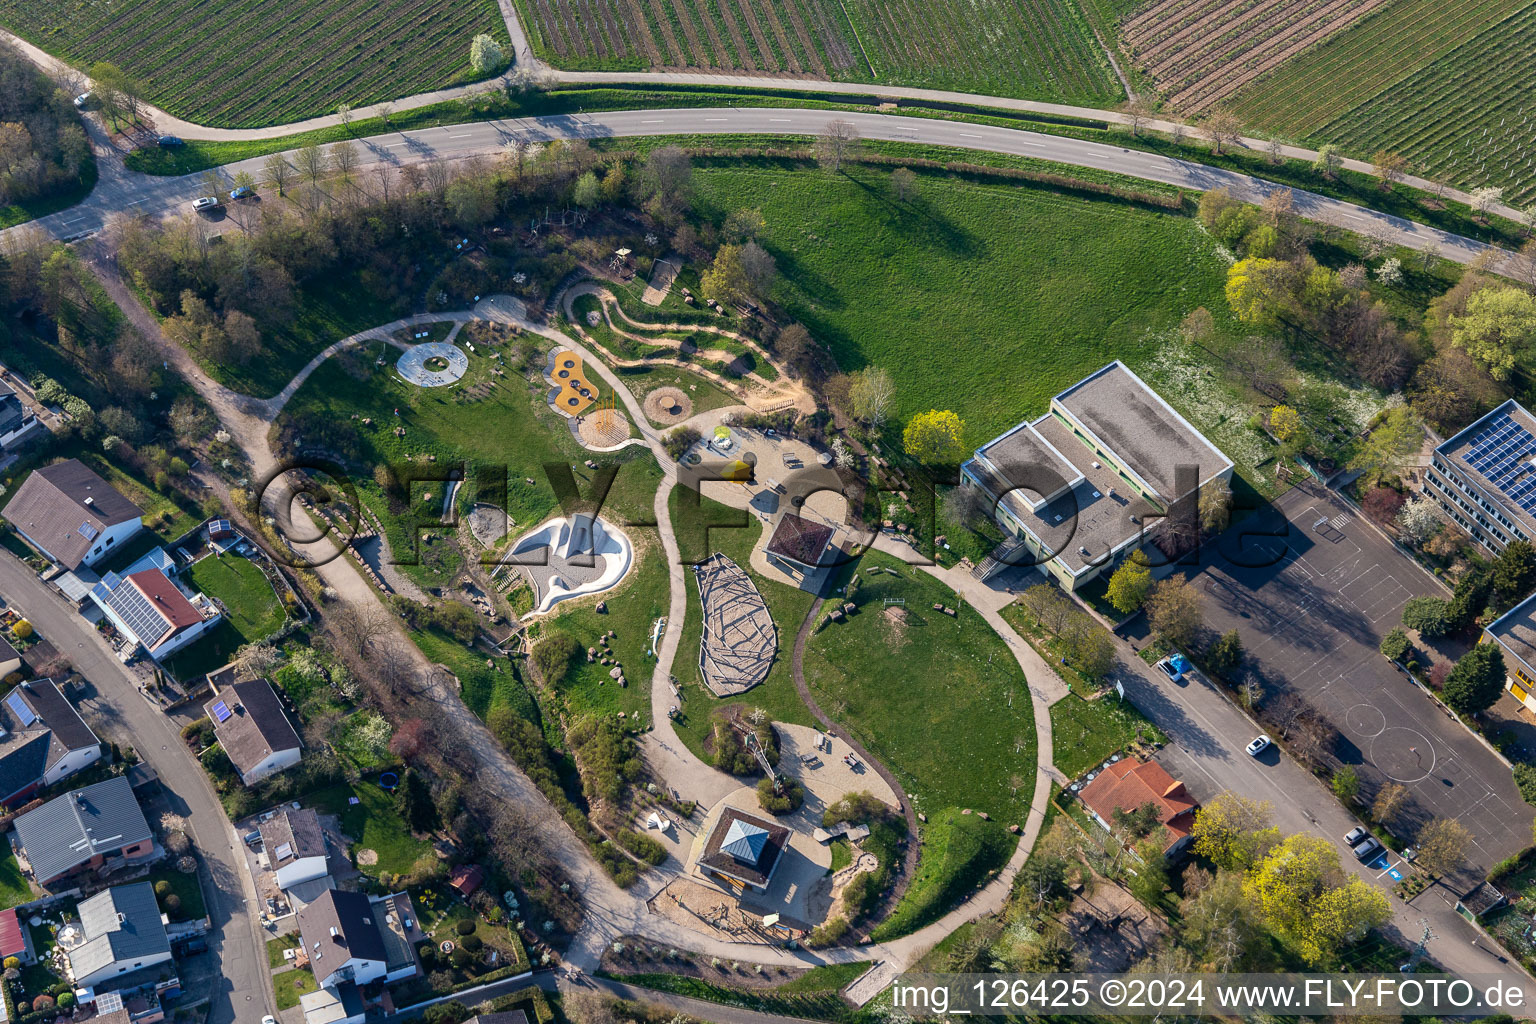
[397, 341, 468, 387]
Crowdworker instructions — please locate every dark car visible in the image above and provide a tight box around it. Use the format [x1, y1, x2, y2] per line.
[157, 135, 184, 147]
[175, 936, 208, 956]
[1352, 837, 1385, 863]
[229, 185, 256, 200]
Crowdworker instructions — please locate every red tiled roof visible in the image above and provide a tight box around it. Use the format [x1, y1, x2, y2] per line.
[0, 908, 24, 960]
[128, 570, 200, 631]
[449, 864, 484, 895]
[1079, 758, 1197, 845]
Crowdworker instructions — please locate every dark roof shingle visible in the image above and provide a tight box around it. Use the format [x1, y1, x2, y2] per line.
[206, 679, 301, 779]
[1, 460, 141, 569]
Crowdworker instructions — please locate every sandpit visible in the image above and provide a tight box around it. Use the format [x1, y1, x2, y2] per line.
[644, 386, 694, 426]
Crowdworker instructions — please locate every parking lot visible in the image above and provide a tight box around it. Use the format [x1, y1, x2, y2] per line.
[1195, 483, 1529, 875]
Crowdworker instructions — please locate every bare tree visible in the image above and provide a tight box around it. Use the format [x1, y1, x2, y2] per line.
[1202, 108, 1243, 154]
[889, 166, 917, 202]
[296, 143, 328, 187]
[816, 120, 861, 173]
[47, 58, 85, 96]
[332, 603, 392, 657]
[263, 154, 293, 196]
[1123, 98, 1151, 138]
[371, 162, 393, 203]
[1415, 818, 1472, 879]
[848, 365, 896, 425]
[329, 141, 359, 183]
[1265, 136, 1283, 165]
[376, 101, 394, 128]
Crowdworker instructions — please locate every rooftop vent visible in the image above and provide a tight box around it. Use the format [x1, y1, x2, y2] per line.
[83, 496, 95, 507]
[1129, 514, 1140, 523]
[329, 927, 339, 938]
[1079, 546, 1090, 556]
[1092, 462, 1101, 470]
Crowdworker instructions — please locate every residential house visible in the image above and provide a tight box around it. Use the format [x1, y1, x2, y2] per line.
[960, 361, 1234, 590]
[297, 889, 419, 991]
[205, 679, 302, 785]
[0, 636, 20, 679]
[90, 567, 221, 662]
[1078, 758, 1198, 856]
[0, 678, 103, 806]
[463, 1013, 530, 1024]
[0, 380, 43, 455]
[12, 776, 157, 885]
[66, 882, 173, 988]
[300, 983, 366, 1024]
[260, 808, 328, 890]
[1, 460, 143, 571]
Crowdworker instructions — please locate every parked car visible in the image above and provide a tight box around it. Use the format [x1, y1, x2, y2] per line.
[73, 91, 92, 108]
[229, 185, 256, 200]
[1343, 826, 1368, 847]
[175, 936, 207, 956]
[1156, 653, 1191, 682]
[243, 829, 262, 847]
[1352, 837, 1385, 863]
[157, 135, 184, 147]
[1245, 734, 1271, 757]
[193, 196, 221, 212]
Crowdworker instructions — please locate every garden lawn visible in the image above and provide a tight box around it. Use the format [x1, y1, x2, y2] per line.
[0, 846, 31, 909]
[872, 806, 1016, 941]
[1044, 692, 1166, 781]
[801, 549, 1035, 823]
[185, 553, 286, 642]
[273, 967, 319, 1010]
[267, 933, 301, 967]
[687, 162, 1233, 443]
[413, 628, 538, 725]
[666, 490, 819, 765]
[307, 781, 434, 878]
[148, 865, 207, 920]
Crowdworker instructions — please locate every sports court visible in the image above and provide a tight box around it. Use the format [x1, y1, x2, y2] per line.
[1196, 483, 1528, 875]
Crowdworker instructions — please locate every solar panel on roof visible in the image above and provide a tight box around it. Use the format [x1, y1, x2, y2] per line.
[106, 581, 172, 647]
[1460, 412, 1536, 524]
[211, 700, 231, 722]
[5, 693, 34, 727]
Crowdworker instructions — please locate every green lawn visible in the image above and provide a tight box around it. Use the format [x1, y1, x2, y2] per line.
[413, 627, 538, 726]
[0, 846, 32, 909]
[267, 933, 301, 968]
[186, 553, 287, 642]
[666, 490, 819, 765]
[307, 781, 435, 879]
[273, 966, 319, 1010]
[279, 333, 591, 589]
[148, 866, 207, 921]
[167, 552, 288, 681]
[871, 807, 1017, 941]
[1044, 692, 1167, 781]
[687, 162, 1233, 445]
[801, 550, 1036, 824]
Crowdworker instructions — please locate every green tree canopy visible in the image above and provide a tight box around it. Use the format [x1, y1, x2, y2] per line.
[903, 409, 966, 464]
[1106, 557, 1152, 614]
[1442, 643, 1506, 715]
[1450, 287, 1536, 381]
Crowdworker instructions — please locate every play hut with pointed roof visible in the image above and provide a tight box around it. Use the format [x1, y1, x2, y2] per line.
[695, 807, 790, 894]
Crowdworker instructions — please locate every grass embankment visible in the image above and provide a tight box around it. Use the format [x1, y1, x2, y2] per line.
[872, 806, 1016, 941]
[800, 549, 1035, 824]
[1044, 692, 1167, 780]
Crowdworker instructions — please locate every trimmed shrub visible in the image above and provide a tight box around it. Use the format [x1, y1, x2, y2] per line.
[1379, 628, 1411, 663]
[455, 918, 477, 936]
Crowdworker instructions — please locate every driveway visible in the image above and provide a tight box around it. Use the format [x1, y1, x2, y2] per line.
[1189, 483, 1529, 872]
[0, 555, 274, 1024]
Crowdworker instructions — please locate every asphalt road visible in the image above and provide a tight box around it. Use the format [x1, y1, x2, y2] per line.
[0, 556, 275, 1024]
[12, 108, 1515, 277]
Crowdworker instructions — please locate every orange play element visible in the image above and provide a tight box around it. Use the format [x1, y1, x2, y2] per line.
[548, 350, 598, 416]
